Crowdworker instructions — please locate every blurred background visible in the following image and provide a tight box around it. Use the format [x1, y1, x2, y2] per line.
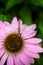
[0, 0, 43, 65]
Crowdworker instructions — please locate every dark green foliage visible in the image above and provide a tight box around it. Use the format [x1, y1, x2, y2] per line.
[19, 6, 32, 25]
[30, 0, 43, 6]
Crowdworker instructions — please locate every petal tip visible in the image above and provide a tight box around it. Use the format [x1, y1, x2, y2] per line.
[39, 39, 42, 43]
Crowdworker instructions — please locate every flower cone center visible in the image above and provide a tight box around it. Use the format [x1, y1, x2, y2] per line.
[4, 34, 23, 53]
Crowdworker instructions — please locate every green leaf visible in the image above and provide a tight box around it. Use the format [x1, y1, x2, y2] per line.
[0, 8, 4, 14]
[19, 7, 32, 25]
[39, 11, 43, 20]
[38, 11, 43, 34]
[38, 21, 43, 34]
[6, 0, 23, 11]
[30, 0, 43, 6]
[0, 15, 10, 22]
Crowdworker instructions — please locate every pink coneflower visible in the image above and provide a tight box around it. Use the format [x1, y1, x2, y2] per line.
[0, 17, 42, 65]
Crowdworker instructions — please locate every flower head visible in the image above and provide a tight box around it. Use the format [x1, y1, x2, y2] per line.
[0, 17, 42, 65]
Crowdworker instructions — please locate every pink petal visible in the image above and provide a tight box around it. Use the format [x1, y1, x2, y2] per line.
[0, 36, 4, 41]
[25, 38, 42, 44]
[20, 24, 26, 34]
[0, 29, 6, 37]
[4, 21, 10, 26]
[35, 44, 41, 47]
[0, 42, 3, 46]
[3, 26, 15, 35]
[0, 62, 3, 65]
[0, 23, 9, 36]
[26, 31, 36, 39]
[0, 22, 6, 32]
[1, 25, 17, 35]
[24, 49, 40, 58]
[22, 24, 36, 35]
[29, 57, 34, 64]
[1, 53, 8, 65]
[4, 26, 12, 33]
[25, 54, 34, 64]
[14, 55, 23, 65]
[25, 24, 36, 31]
[19, 19, 23, 25]
[7, 55, 13, 65]
[28, 24, 36, 30]
[0, 49, 5, 57]
[14, 55, 18, 65]
[22, 31, 36, 39]
[17, 52, 30, 65]
[11, 17, 18, 27]
[0, 22, 14, 35]
[0, 45, 3, 49]
[0, 21, 3, 28]
[25, 44, 43, 53]
[11, 25, 18, 33]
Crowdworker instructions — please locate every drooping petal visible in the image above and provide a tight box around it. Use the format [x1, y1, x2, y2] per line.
[25, 38, 42, 44]
[1, 53, 8, 65]
[7, 55, 13, 65]
[25, 44, 43, 53]
[29, 57, 34, 64]
[14, 55, 23, 65]
[24, 48, 40, 58]
[17, 52, 30, 65]
[0, 49, 5, 57]
[25, 54, 34, 64]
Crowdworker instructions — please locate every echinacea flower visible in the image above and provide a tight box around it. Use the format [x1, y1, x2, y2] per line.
[0, 17, 42, 65]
